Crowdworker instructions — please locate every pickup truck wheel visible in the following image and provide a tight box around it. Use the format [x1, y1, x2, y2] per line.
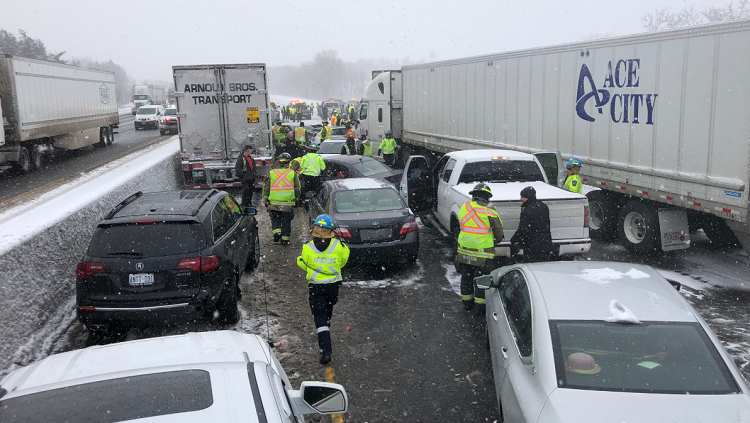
[13, 147, 31, 175]
[451, 219, 460, 264]
[587, 191, 617, 240]
[617, 201, 660, 254]
[215, 273, 239, 324]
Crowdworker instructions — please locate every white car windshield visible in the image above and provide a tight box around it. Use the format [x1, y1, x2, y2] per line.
[550, 321, 739, 394]
[136, 107, 157, 115]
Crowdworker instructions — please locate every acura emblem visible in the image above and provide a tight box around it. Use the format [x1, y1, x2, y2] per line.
[135, 262, 144, 271]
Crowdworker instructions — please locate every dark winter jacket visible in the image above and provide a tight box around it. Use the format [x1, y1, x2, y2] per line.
[510, 198, 553, 262]
[234, 154, 256, 184]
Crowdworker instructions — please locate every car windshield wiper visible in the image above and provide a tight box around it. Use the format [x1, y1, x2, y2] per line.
[107, 251, 143, 257]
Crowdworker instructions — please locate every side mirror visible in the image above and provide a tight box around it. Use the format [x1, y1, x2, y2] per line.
[288, 381, 348, 416]
[474, 275, 494, 290]
[666, 279, 681, 291]
[245, 207, 257, 216]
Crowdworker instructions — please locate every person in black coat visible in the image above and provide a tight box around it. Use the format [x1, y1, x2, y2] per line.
[510, 186, 554, 262]
[234, 145, 256, 207]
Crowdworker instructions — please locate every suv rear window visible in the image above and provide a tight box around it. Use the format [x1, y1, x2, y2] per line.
[88, 222, 206, 257]
[458, 160, 545, 184]
[165, 108, 177, 115]
[0, 370, 213, 423]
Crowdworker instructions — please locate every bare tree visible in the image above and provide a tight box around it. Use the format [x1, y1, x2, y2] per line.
[643, 1, 750, 30]
[0, 29, 66, 62]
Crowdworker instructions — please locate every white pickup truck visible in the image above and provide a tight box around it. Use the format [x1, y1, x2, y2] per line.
[399, 149, 591, 258]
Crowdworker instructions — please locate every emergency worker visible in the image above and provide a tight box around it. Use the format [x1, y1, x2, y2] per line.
[564, 158, 583, 194]
[297, 214, 350, 365]
[345, 124, 355, 140]
[341, 136, 358, 155]
[295, 122, 308, 146]
[360, 134, 374, 157]
[456, 183, 504, 313]
[234, 144, 256, 207]
[331, 113, 338, 127]
[320, 120, 332, 141]
[262, 153, 301, 245]
[284, 130, 301, 159]
[378, 130, 398, 166]
[272, 120, 285, 157]
[348, 104, 356, 120]
[510, 186, 553, 262]
[300, 142, 326, 195]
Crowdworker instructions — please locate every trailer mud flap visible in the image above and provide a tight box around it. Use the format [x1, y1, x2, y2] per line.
[658, 209, 690, 251]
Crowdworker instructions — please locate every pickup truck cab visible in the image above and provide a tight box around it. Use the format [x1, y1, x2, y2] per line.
[400, 149, 591, 258]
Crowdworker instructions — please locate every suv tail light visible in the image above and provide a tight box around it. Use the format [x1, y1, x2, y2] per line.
[584, 205, 590, 228]
[76, 262, 105, 279]
[399, 221, 419, 235]
[178, 256, 220, 273]
[334, 227, 352, 239]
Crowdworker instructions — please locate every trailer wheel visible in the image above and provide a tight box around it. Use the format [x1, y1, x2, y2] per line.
[586, 191, 617, 240]
[13, 146, 31, 175]
[98, 127, 109, 148]
[107, 127, 114, 146]
[617, 200, 660, 254]
[702, 217, 740, 248]
[30, 145, 43, 171]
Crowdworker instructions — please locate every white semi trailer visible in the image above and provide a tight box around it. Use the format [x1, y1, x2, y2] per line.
[0, 55, 119, 174]
[358, 20, 750, 254]
[131, 84, 166, 114]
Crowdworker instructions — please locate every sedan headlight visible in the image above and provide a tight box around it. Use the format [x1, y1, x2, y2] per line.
[149, 117, 155, 120]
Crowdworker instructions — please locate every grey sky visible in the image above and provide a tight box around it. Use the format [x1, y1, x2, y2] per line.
[0, 0, 729, 82]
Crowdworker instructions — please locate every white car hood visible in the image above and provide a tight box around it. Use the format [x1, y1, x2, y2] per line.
[538, 388, 750, 423]
[452, 181, 583, 202]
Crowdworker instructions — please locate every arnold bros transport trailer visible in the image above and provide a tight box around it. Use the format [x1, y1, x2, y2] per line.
[173, 63, 274, 189]
[358, 20, 750, 255]
[0, 55, 118, 175]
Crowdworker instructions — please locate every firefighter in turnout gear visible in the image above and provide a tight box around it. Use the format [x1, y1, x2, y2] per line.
[300, 142, 326, 197]
[456, 183, 504, 313]
[272, 120, 285, 151]
[564, 158, 583, 194]
[297, 214, 350, 365]
[320, 120, 332, 141]
[262, 153, 301, 245]
[295, 122, 308, 146]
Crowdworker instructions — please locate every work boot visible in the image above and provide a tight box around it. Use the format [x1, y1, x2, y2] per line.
[474, 304, 486, 316]
[319, 352, 332, 365]
[280, 240, 289, 246]
[273, 234, 280, 243]
[463, 300, 474, 311]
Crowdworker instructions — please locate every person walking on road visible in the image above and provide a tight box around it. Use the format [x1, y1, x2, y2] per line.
[456, 183, 504, 313]
[563, 158, 583, 194]
[378, 130, 398, 166]
[234, 144, 257, 207]
[262, 153, 300, 245]
[300, 142, 326, 192]
[297, 214, 350, 365]
[510, 186, 554, 262]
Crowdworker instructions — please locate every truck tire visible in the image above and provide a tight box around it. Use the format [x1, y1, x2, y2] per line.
[30, 145, 44, 171]
[107, 127, 114, 146]
[13, 146, 31, 175]
[617, 200, 661, 254]
[98, 127, 109, 147]
[586, 191, 617, 240]
[702, 217, 740, 248]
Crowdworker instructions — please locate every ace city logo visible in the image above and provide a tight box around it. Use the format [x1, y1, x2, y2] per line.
[99, 84, 111, 105]
[575, 59, 658, 125]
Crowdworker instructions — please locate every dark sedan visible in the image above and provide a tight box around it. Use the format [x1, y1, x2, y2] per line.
[322, 155, 401, 187]
[308, 178, 419, 263]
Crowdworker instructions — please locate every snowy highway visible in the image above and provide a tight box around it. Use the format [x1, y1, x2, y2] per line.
[1, 125, 749, 420]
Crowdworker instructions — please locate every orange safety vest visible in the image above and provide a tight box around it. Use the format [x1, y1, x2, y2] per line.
[268, 169, 296, 206]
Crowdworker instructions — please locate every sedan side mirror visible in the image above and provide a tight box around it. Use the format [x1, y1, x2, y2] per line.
[288, 381, 348, 416]
[474, 275, 495, 290]
[245, 207, 257, 216]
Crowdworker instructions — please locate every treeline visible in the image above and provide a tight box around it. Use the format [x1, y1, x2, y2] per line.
[268, 50, 416, 101]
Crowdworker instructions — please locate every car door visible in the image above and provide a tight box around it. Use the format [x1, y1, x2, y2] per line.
[399, 155, 436, 214]
[487, 269, 521, 411]
[533, 151, 564, 187]
[435, 157, 457, 228]
[309, 184, 330, 225]
[211, 202, 241, 279]
[223, 195, 252, 267]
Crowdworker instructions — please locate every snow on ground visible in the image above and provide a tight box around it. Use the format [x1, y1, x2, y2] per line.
[443, 264, 462, 296]
[344, 262, 424, 289]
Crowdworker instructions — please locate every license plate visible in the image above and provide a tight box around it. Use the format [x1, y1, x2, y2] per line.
[360, 228, 392, 241]
[129, 273, 154, 286]
[192, 171, 204, 177]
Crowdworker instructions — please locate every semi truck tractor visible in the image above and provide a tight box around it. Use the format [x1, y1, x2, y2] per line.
[359, 19, 750, 255]
[131, 84, 166, 114]
[0, 54, 119, 174]
[173, 63, 273, 189]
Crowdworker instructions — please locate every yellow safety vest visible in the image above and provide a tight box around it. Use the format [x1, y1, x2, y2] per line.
[457, 201, 501, 259]
[295, 127, 307, 142]
[300, 153, 325, 176]
[272, 125, 284, 141]
[379, 137, 397, 155]
[564, 174, 582, 194]
[361, 141, 374, 157]
[321, 126, 332, 140]
[297, 238, 350, 285]
[268, 169, 296, 206]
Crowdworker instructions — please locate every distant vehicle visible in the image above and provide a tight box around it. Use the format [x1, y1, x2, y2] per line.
[288, 100, 312, 120]
[174, 64, 274, 189]
[0, 331, 349, 423]
[159, 107, 179, 135]
[475, 261, 750, 423]
[131, 84, 166, 115]
[0, 55, 119, 175]
[322, 101, 341, 117]
[308, 178, 419, 263]
[312, 126, 348, 145]
[76, 189, 260, 335]
[134, 105, 164, 130]
[322, 155, 400, 187]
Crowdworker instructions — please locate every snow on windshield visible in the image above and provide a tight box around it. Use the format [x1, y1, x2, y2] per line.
[605, 300, 641, 324]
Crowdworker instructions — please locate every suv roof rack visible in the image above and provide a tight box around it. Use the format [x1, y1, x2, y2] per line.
[105, 191, 143, 220]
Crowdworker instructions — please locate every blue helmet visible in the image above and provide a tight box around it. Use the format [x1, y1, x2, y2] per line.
[313, 214, 335, 230]
[385, 130, 393, 136]
[566, 157, 582, 169]
[308, 142, 319, 150]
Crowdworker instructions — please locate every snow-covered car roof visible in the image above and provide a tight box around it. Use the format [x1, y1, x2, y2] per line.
[332, 177, 392, 191]
[453, 181, 583, 201]
[518, 262, 697, 322]
[448, 149, 535, 162]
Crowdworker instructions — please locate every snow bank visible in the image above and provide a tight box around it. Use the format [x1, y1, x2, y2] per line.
[0, 138, 181, 376]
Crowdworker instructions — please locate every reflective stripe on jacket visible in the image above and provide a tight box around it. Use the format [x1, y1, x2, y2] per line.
[564, 174, 582, 194]
[457, 201, 501, 259]
[295, 127, 307, 142]
[268, 169, 296, 206]
[321, 126, 332, 140]
[301, 153, 325, 176]
[361, 141, 373, 157]
[379, 137, 397, 155]
[272, 125, 283, 141]
[297, 239, 350, 285]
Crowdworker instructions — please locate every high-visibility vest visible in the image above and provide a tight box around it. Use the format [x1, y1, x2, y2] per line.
[321, 126, 332, 140]
[331, 115, 337, 126]
[379, 137, 397, 155]
[361, 141, 374, 157]
[457, 201, 501, 259]
[346, 129, 355, 139]
[297, 238, 350, 285]
[300, 153, 325, 176]
[272, 125, 284, 141]
[564, 174, 582, 194]
[295, 127, 307, 142]
[349, 106, 355, 113]
[268, 169, 296, 206]
[342, 144, 353, 155]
